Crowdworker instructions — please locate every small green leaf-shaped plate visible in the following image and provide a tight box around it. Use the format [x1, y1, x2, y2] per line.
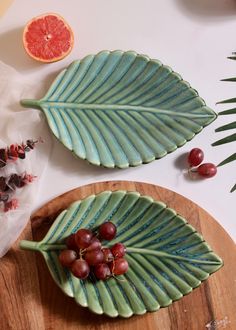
[20, 191, 223, 318]
[21, 50, 216, 168]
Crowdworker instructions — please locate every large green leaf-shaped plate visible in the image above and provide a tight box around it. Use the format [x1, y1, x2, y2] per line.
[20, 191, 223, 318]
[21, 50, 216, 168]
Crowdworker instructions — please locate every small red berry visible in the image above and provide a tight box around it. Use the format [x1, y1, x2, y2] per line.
[85, 250, 104, 266]
[59, 249, 77, 267]
[75, 229, 93, 249]
[94, 263, 111, 280]
[85, 239, 102, 252]
[188, 148, 204, 167]
[110, 258, 129, 275]
[71, 259, 90, 279]
[111, 243, 126, 258]
[197, 163, 217, 178]
[99, 222, 117, 240]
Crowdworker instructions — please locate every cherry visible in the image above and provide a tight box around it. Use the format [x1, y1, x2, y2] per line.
[110, 258, 129, 275]
[85, 238, 102, 252]
[94, 263, 111, 280]
[71, 259, 90, 279]
[111, 243, 126, 258]
[85, 250, 104, 266]
[197, 163, 217, 178]
[75, 228, 93, 249]
[59, 249, 77, 267]
[188, 148, 204, 167]
[99, 222, 117, 240]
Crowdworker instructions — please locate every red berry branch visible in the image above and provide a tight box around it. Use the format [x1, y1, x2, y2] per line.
[0, 173, 36, 212]
[0, 139, 41, 168]
[0, 138, 40, 212]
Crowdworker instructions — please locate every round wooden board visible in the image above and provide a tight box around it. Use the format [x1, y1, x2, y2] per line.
[0, 181, 235, 330]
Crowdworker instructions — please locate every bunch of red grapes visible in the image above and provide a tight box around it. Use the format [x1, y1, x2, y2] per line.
[188, 148, 217, 178]
[59, 221, 128, 281]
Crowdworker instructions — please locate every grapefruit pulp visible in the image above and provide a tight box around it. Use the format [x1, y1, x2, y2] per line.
[23, 13, 74, 63]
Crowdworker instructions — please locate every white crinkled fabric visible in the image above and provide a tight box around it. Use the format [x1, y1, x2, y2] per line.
[0, 61, 52, 257]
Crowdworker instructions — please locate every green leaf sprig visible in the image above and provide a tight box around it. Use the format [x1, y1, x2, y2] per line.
[213, 53, 236, 192]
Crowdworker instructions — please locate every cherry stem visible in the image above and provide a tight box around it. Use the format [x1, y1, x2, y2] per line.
[188, 166, 198, 173]
[187, 167, 199, 180]
[79, 250, 83, 259]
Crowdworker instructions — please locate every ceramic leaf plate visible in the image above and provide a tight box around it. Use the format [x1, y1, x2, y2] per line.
[21, 50, 216, 168]
[20, 191, 223, 318]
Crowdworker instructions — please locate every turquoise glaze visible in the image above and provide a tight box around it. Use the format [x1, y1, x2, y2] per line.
[21, 50, 216, 168]
[20, 191, 223, 318]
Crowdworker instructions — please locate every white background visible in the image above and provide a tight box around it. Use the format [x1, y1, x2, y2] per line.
[0, 0, 236, 241]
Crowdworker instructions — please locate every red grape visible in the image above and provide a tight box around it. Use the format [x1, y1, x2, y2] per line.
[110, 258, 129, 275]
[75, 228, 93, 249]
[188, 148, 204, 167]
[99, 222, 117, 240]
[111, 243, 126, 258]
[71, 259, 90, 279]
[85, 239, 102, 252]
[102, 248, 114, 263]
[94, 263, 111, 280]
[85, 250, 104, 266]
[59, 249, 77, 267]
[65, 234, 77, 250]
[197, 163, 217, 178]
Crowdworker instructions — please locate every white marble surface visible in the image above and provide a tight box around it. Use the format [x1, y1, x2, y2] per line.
[0, 0, 236, 241]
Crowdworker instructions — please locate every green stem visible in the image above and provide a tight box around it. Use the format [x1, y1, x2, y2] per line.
[20, 240, 66, 252]
[126, 247, 222, 265]
[20, 240, 41, 251]
[20, 99, 42, 109]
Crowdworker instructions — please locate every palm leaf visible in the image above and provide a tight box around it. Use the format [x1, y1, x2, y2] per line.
[20, 50, 216, 169]
[230, 184, 236, 192]
[20, 191, 223, 318]
[228, 53, 236, 60]
[217, 97, 236, 104]
[213, 52, 236, 192]
[212, 133, 236, 146]
[218, 108, 236, 115]
[221, 77, 236, 82]
[218, 153, 236, 166]
[215, 122, 236, 132]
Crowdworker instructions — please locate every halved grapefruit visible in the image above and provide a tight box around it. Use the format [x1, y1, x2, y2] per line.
[23, 13, 74, 63]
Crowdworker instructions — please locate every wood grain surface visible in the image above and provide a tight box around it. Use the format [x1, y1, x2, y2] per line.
[0, 181, 235, 330]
